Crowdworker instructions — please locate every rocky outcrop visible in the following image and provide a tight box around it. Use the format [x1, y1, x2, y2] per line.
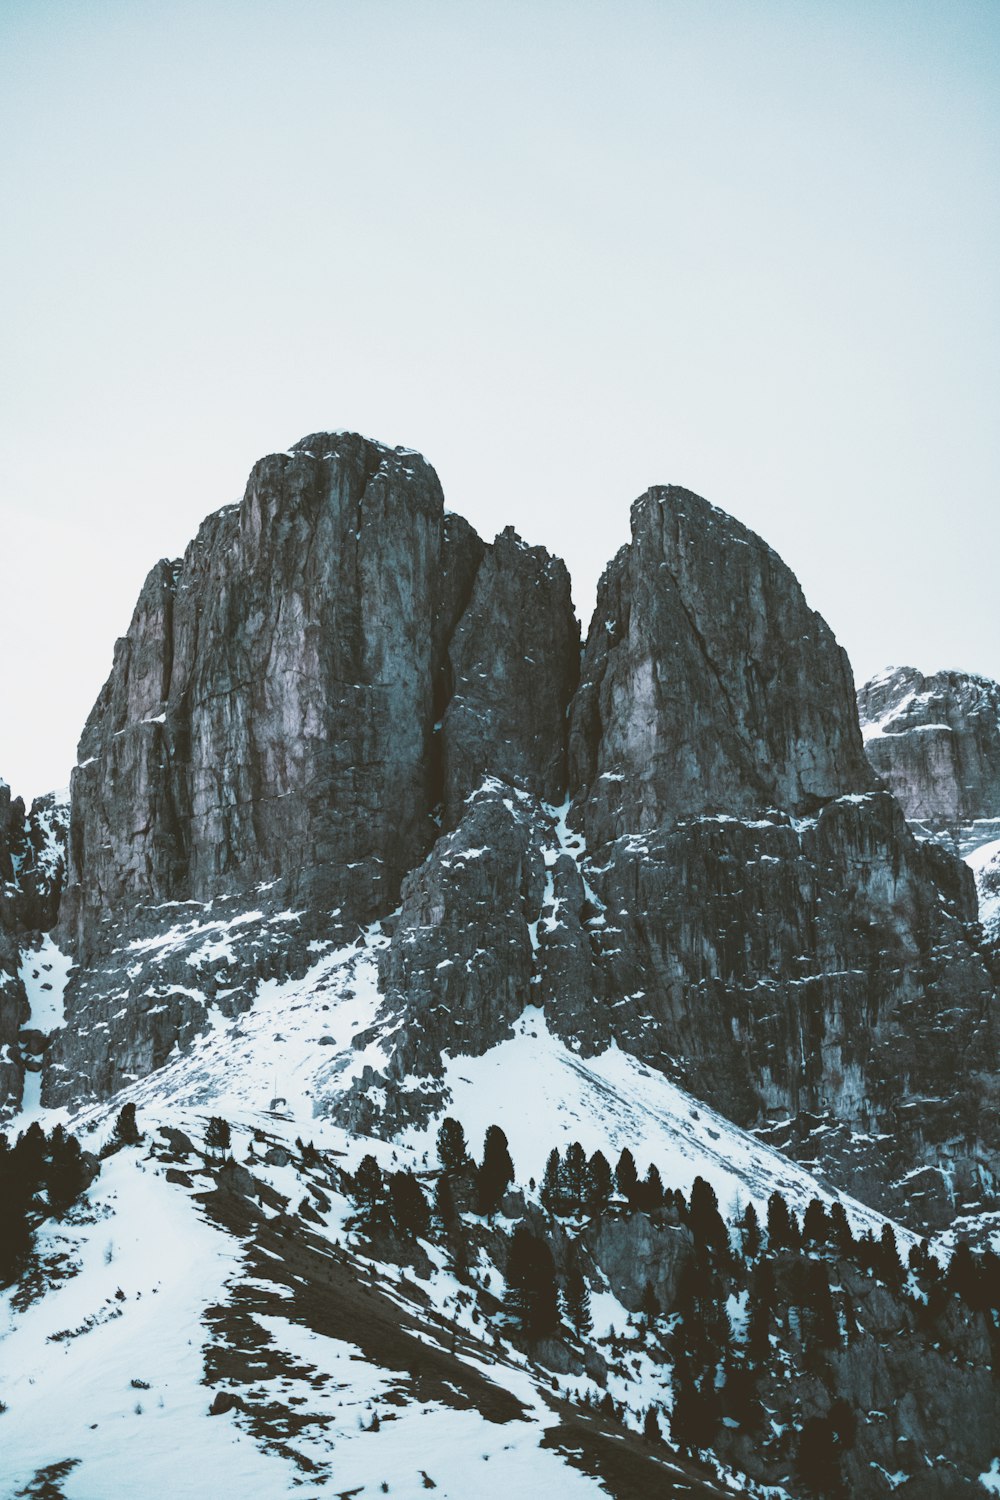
[61, 434, 579, 966]
[50, 434, 579, 1106]
[441, 528, 578, 823]
[336, 483, 999, 1228]
[0, 784, 68, 1110]
[569, 487, 875, 849]
[858, 666, 1000, 840]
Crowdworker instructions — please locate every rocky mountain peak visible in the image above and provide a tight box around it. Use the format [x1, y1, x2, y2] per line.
[569, 482, 874, 848]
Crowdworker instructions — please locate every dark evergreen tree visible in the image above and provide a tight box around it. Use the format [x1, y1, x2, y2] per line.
[45, 1126, 89, 1218]
[802, 1197, 830, 1247]
[433, 1172, 457, 1229]
[108, 1103, 142, 1153]
[642, 1406, 662, 1443]
[436, 1117, 470, 1174]
[946, 1241, 983, 1308]
[354, 1154, 385, 1226]
[635, 1163, 664, 1213]
[828, 1200, 855, 1259]
[505, 1226, 559, 1338]
[563, 1254, 593, 1337]
[388, 1171, 430, 1240]
[615, 1148, 639, 1206]
[563, 1142, 588, 1211]
[640, 1278, 660, 1329]
[689, 1176, 727, 1254]
[585, 1150, 612, 1214]
[476, 1125, 514, 1216]
[540, 1148, 563, 1214]
[205, 1116, 231, 1156]
[721, 1359, 762, 1433]
[877, 1222, 904, 1291]
[766, 1190, 799, 1251]
[739, 1201, 762, 1259]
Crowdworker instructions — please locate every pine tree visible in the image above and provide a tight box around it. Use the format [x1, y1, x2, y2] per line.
[563, 1255, 593, 1337]
[436, 1117, 470, 1174]
[205, 1116, 231, 1156]
[640, 1278, 660, 1329]
[476, 1125, 514, 1216]
[354, 1154, 385, 1226]
[642, 1406, 662, 1443]
[766, 1190, 799, 1251]
[45, 1126, 89, 1218]
[434, 1172, 457, 1229]
[802, 1197, 830, 1247]
[689, 1176, 727, 1254]
[563, 1142, 588, 1211]
[585, 1150, 612, 1214]
[636, 1163, 664, 1212]
[795, 1415, 840, 1497]
[388, 1171, 430, 1240]
[877, 1223, 904, 1291]
[739, 1202, 762, 1259]
[828, 1200, 855, 1258]
[108, 1103, 142, 1153]
[615, 1148, 639, 1205]
[505, 1226, 559, 1338]
[540, 1148, 563, 1213]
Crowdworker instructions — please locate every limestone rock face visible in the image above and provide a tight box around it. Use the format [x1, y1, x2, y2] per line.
[441, 527, 579, 824]
[858, 666, 1000, 834]
[49, 435, 579, 1107]
[62, 435, 578, 968]
[569, 486, 875, 849]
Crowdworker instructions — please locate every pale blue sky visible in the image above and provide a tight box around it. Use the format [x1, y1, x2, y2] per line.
[2, 0, 998, 797]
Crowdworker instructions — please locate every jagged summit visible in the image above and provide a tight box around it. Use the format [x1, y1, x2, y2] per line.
[14, 430, 991, 1241]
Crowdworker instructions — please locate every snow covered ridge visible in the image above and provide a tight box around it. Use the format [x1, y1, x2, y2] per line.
[3, 1083, 999, 1499]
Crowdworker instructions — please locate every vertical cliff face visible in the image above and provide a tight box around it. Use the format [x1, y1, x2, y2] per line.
[858, 666, 1000, 834]
[569, 487, 874, 848]
[62, 435, 579, 967]
[441, 526, 579, 824]
[48, 434, 581, 1106]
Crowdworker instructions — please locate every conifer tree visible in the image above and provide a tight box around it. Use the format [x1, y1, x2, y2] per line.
[354, 1154, 385, 1226]
[205, 1116, 231, 1156]
[766, 1190, 799, 1251]
[689, 1176, 727, 1254]
[877, 1222, 904, 1291]
[476, 1125, 514, 1216]
[746, 1260, 776, 1364]
[505, 1226, 559, 1338]
[540, 1148, 563, 1213]
[828, 1200, 855, 1259]
[739, 1202, 762, 1259]
[563, 1142, 588, 1211]
[802, 1197, 830, 1247]
[585, 1150, 612, 1214]
[563, 1254, 593, 1337]
[434, 1172, 457, 1229]
[636, 1163, 664, 1212]
[436, 1117, 470, 1174]
[108, 1103, 143, 1153]
[45, 1126, 89, 1218]
[615, 1148, 639, 1205]
[388, 1171, 430, 1240]
[642, 1407, 662, 1443]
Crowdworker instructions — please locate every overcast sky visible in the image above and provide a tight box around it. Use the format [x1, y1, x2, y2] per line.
[2, 0, 997, 799]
